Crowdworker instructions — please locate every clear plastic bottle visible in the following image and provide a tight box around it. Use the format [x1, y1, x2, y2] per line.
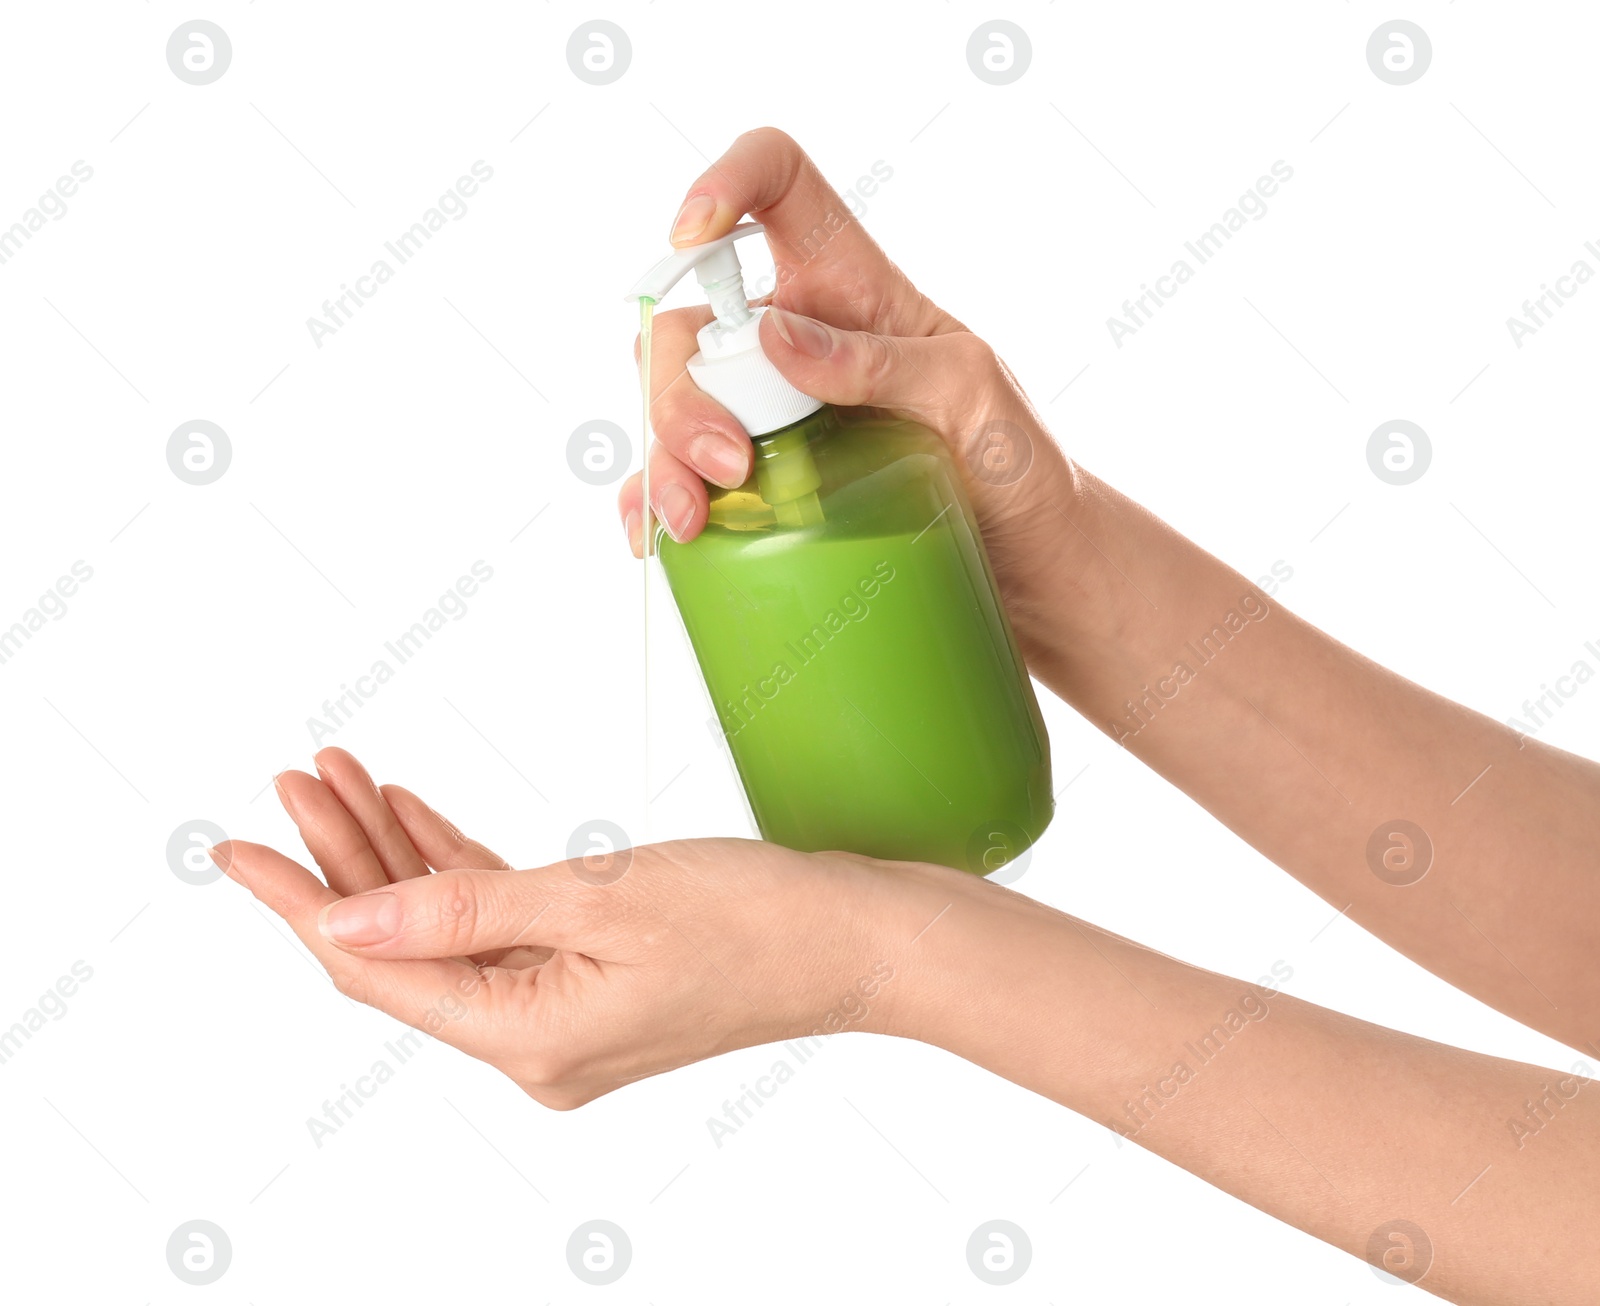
[629, 227, 1052, 874]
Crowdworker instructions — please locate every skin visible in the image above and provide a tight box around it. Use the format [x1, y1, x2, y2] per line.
[220, 130, 1600, 1303]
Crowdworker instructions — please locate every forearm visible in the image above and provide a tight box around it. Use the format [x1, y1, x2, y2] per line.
[1010, 468, 1600, 1049]
[888, 873, 1600, 1305]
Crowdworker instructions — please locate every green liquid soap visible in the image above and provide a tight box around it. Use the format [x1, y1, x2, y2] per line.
[638, 296, 656, 558]
[639, 295, 655, 837]
[658, 405, 1052, 874]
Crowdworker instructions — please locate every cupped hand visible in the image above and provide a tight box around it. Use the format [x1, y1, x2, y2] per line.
[617, 128, 1077, 641]
[215, 747, 969, 1109]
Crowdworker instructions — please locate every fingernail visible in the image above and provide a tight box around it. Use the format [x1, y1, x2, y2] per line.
[320, 892, 400, 946]
[768, 307, 833, 359]
[669, 193, 716, 246]
[657, 482, 696, 542]
[208, 843, 243, 884]
[624, 507, 642, 555]
[688, 432, 748, 488]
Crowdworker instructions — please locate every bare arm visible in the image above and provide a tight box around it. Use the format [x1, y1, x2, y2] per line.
[893, 869, 1600, 1305]
[223, 754, 1600, 1305]
[1007, 467, 1600, 1053]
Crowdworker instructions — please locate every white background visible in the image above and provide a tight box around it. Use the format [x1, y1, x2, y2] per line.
[2, 1, 1596, 1300]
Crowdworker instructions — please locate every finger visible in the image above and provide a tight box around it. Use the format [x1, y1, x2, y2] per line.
[647, 440, 709, 545]
[378, 785, 558, 969]
[617, 472, 645, 556]
[380, 784, 511, 872]
[313, 747, 430, 881]
[760, 310, 1003, 435]
[214, 840, 495, 1047]
[275, 768, 390, 895]
[317, 866, 597, 961]
[668, 128, 944, 336]
[615, 443, 707, 554]
[635, 304, 752, 488]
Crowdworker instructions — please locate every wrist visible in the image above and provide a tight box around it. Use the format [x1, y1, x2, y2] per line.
[1008, 466, 1222, 712]
[847, 857, 1064, 1053]
[852, 861, 1141, 1125]
[987, 462, 1121, 665]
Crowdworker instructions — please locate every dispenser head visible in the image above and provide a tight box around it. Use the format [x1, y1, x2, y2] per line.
[625, 223, 824, 439]
[625, 222, 764, 331]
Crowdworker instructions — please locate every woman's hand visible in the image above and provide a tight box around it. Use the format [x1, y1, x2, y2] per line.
[213, 747, 967, 1108]
[217, 748, 1600, 1301]
[616, 127, 1081, 658]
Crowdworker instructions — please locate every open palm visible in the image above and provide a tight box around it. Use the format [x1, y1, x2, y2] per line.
[218, 747, 922, 1109]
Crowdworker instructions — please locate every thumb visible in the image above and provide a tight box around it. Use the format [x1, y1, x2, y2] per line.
[317, 866, 596, 959]
[760, 307, 994, 426]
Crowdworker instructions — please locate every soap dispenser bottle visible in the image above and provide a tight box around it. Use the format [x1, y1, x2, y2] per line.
[628, 224, 1052, 876]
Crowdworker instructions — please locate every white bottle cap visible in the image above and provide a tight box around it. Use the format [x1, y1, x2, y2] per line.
[686, 306, 823, 436]
[626, 224, 823, 438]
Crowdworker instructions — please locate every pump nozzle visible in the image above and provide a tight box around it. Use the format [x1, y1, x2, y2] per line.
[625, 222, 766, 332]
[624, 222, 824, 442]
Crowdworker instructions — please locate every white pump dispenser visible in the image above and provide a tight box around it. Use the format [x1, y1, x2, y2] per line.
[625, 223, 824, 438]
